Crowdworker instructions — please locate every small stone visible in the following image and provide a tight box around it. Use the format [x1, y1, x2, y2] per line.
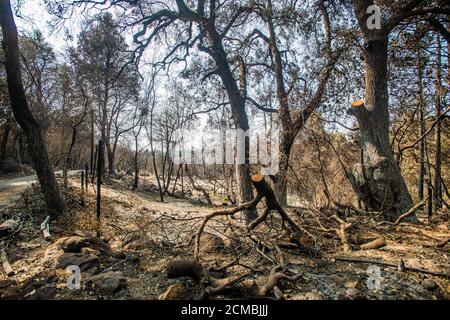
[345, 288, 362, 300]
[199, 233, 225, 253]
[87, 271, 127, 295]
[422, 279, 437, 291]
[291, 291, 324, 300]
[55, 236, 87, 253]
[159, 283, 188, 300]
[0, 219, 19, 237]
[345, 280, 365, 290]
[35, 285, 57, 299]
[0, 279, 17, 289]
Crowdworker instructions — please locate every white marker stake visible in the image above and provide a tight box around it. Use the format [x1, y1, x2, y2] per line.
[41, 216, 51, 239]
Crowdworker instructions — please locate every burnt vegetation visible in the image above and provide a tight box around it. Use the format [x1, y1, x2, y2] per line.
[0, 0, 449, 300]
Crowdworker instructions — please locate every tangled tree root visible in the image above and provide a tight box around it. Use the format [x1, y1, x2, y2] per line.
[166, 259, 302, 299]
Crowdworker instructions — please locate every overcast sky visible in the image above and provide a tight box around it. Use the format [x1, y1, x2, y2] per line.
[10, 0, 355, 136]
[14, 0, 76, 53]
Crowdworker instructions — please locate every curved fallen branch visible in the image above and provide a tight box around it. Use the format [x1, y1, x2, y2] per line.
[335, 256, 450, 278]
[358, 235, 386, 250]
[394, 197, 428, 225]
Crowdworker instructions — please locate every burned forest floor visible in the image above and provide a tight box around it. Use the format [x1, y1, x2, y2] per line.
[0, 173, 449, 300]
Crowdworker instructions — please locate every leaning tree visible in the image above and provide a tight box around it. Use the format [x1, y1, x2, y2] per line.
[0, 0, 64, 214]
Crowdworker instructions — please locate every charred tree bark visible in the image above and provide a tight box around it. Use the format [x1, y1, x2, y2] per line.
[106, 142, 116, 175]
[0, 0, 64, 215]
[417, 48, 425, 201]
[349, 58, 414, 219]
[433, 36, 443, 210]
[0, 121, 11, 160]
[350, 1, 414, 221]
[96, 140, 104, 237]
[90, 110, 94, 178]
[201, 14, 256, 221]
[132, 134, 139, 190]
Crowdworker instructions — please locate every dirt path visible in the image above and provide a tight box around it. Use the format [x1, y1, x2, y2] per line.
[0, 171, 81, 209]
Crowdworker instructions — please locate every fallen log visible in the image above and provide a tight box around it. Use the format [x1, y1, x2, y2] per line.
[358, 235, 386, 250]
[250, 174, 301, 232]
[335, 256, 450, 278]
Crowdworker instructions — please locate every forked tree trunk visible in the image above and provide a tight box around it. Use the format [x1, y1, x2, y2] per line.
[349, 38, 414, 221]
[0, 0, 64, 215]
[273, 136, 293, 207]
[204, 24, 256, 221]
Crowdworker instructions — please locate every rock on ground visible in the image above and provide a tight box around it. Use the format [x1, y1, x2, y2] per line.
[199, 233, 225, 253]
[0, 219, 19, 237]
[54, 236, 87, 253]
[86, 271, 127, 295]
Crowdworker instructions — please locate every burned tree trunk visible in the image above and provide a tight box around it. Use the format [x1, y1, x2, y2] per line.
[0, 121, 11, 160]
[348, 39, 414, 221]
[132, 127, 141, 190]
[273, 137, 293, 207]
[349, 1, 416, 221]
[417, 48, 426, 201]
[90, 110, 94, 178]
[433, 37, 443, 210]
[0, 0, 64, 215]
[202, 21, 256, 221]
[96, 140, 104, 237]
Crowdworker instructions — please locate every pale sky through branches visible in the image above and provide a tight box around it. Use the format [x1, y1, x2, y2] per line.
[14, 0, 70, 53]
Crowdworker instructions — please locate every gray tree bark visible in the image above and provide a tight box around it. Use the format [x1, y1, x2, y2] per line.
[417, 47, 425, 201]
[349, 0, 414, 221]
[433, 36, 442, 210]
